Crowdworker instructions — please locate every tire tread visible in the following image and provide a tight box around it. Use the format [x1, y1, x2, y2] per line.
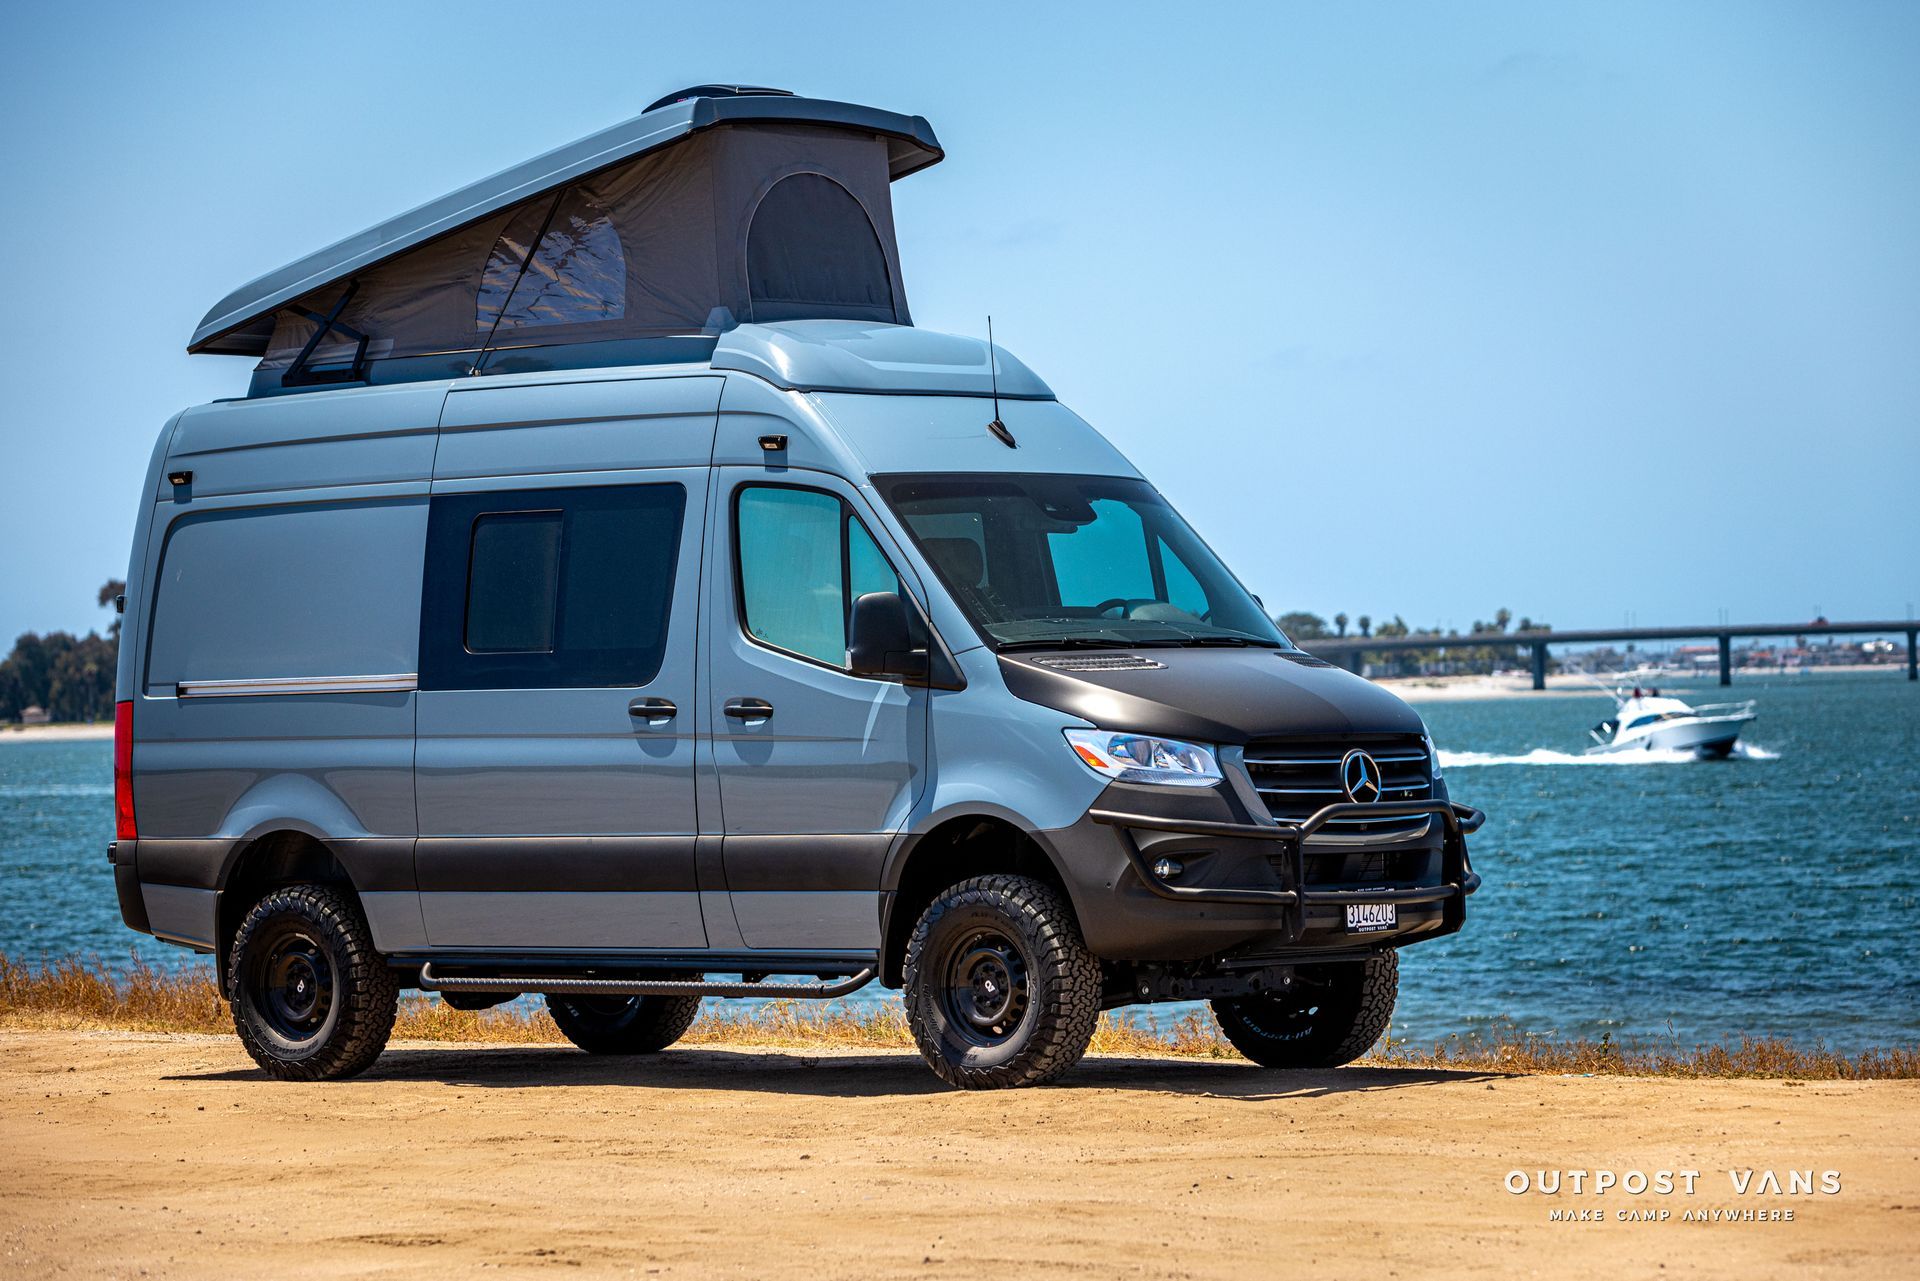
[227, 883, 398, 1082]
[903, 874, 1101, 1089]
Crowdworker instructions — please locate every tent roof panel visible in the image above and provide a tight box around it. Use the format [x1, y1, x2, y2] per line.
[189, 94, 942, 355]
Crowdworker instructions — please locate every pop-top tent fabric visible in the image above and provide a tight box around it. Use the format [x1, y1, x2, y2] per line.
[188, 88, 942, 386]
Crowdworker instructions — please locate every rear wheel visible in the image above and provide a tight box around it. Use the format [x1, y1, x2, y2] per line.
[903, 874, 1100, 1089]
[1210, 952, 1398, 1069]
[545, 984, 703, 1055]
[228, 883, 398, 1081]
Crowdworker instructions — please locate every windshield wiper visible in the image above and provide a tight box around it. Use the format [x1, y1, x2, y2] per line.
[1173, 635, 1283, 648]
[994, 636, 1146, 652]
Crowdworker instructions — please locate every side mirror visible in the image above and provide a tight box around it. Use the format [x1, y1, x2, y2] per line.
[849, 592, 929, 680]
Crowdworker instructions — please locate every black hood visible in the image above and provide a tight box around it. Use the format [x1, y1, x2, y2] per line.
[996, 648, 1426, 745]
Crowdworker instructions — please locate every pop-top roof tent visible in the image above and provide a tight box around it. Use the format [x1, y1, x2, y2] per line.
[190, 86, 943, 395]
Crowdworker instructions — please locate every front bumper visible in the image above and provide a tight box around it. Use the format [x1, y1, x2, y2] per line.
[1093, 800, 1482, 911]
[1039, 791, 1484, 961]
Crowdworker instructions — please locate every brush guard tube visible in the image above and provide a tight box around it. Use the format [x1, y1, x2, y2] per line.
[1088, 801, 1485, 942]
[416, 964, 877, 1000]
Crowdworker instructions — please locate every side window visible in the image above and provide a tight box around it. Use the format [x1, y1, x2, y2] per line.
[420, 483, 685, 690]
[736, 485, 904, 671]
[465, 512, 562, 652]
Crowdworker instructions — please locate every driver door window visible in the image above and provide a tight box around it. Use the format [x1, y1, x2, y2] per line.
[735, 485, 903, 670]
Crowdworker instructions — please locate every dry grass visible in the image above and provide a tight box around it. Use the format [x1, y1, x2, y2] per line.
[3, 953, 1913, 1079]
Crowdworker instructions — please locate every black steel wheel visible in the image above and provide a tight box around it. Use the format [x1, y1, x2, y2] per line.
[228, 883, 397, 1081]
[903, 874, 1100, 1089]
[545, 981, 703, 1055]
[1210, 952, 1398, 1069]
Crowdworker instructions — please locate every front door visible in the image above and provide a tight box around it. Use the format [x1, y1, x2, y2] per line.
[705, 469, 929, 950]
[413, 375, 719, 949]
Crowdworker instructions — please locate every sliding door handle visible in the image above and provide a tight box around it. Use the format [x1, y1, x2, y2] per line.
[627, 697, 677, 725]
[723, 697, 774, 722]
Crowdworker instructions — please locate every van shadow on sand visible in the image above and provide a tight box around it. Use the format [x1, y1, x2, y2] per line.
[169, 1046, 1509, 1100]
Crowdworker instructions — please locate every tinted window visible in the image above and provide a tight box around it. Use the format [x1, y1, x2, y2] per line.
[421, 484, 684, 690]
[736, 485, 902, 670]
[465, 512, 561, 652]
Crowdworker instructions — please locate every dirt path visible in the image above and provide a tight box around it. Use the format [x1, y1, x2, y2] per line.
[1, 1030, 1913, 1279]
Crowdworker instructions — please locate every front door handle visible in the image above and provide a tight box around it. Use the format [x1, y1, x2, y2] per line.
[723, 697, 774, 723]
[628, 697, 677, 725]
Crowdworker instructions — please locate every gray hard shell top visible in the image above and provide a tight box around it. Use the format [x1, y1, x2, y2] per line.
[188, 89, 943, 379]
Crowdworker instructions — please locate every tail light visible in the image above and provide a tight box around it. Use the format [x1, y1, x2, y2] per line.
[113, 700, 137, 840]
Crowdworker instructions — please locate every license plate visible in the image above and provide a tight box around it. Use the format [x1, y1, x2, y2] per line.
[1345, 902, 1397, 934]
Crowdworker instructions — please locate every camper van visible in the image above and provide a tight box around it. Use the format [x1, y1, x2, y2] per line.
[110, 86, 1483, 1088]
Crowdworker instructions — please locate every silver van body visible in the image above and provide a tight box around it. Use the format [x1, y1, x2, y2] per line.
[115, 320, 1479, 999]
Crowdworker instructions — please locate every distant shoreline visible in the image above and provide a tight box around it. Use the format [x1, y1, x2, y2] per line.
[0, 723, 112, 743]
[1375, 663, 1905, 703]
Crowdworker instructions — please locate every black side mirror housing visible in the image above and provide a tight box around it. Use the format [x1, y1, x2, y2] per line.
[848, 592, 929, 680]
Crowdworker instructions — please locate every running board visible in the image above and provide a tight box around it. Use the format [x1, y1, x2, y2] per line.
[416, 963, 876, 1000]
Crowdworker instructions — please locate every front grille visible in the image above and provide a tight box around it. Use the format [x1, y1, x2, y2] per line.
[1241, 736, 1434, 836]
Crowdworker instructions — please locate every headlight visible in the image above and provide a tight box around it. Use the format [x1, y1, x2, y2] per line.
[1424, 733, 1445, 783]
[1063, 728, 1222, 788]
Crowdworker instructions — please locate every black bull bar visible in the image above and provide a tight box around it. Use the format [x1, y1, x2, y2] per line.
[1089, 800, 1486, 941]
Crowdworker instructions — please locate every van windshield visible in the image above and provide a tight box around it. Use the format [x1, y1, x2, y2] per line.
[878, 474, 1286, 650]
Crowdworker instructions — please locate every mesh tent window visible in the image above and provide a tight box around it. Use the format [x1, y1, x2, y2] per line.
[477, 189, 628, 334]
[746, 174, 896, 323]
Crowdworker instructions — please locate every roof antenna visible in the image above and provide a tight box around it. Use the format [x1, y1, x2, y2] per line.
[986, 316, 1017, 448]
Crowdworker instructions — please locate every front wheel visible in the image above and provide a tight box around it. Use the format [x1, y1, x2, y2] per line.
[228, 883, 398, 1081]
[903, 875, 1101, 1089]
[1210, 951, 1398, 1069]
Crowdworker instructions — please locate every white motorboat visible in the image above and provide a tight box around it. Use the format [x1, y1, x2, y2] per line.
[1586, 687, 1757, 758]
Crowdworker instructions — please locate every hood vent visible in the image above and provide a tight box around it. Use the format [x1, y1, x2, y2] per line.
[1028, 654, 1166, 672]
[1277, 650, 1335, 669]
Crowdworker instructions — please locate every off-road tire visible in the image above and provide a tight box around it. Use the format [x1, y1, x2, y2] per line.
[1210, 951, 1398, 1069]
[545, 988, 703, 1055]
[228, 883, 398, 1081]
[903, 874, 1101, 1089]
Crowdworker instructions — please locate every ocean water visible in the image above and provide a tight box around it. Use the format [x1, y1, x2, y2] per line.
[3, 672, 1914, 1052]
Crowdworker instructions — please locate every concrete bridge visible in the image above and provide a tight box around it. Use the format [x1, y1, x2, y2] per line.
[1301, 620, 1920, 689]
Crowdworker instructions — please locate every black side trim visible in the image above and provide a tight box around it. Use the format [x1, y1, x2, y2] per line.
[136, 836, 418, 895]
[720, 833, 891, 892]
[415, 837, 700, 893]
[112, 842, 151, 934]
[136, 838, 227, 890]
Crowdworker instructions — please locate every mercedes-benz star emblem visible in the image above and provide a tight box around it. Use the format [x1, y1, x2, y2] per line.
[1340, 749, 1383, 803]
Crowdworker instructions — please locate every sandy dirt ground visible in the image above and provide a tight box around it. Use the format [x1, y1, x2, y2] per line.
[1, 1030, 1914, 1280]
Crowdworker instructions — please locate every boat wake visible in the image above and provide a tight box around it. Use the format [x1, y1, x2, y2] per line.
[1439, 743, 1778, 768]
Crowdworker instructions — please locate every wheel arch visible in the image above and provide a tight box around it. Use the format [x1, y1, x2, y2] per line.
[878, 808, 1082, 988]
[214, 827, 361, 994]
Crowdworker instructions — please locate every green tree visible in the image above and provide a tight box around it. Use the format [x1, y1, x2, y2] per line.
[1333, 612, 1349, 638]
[1273, 611, 1328, 641]
[0, 581, 123, 723]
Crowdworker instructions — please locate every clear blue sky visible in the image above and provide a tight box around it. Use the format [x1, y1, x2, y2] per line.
[2, 1, 1915, 644]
